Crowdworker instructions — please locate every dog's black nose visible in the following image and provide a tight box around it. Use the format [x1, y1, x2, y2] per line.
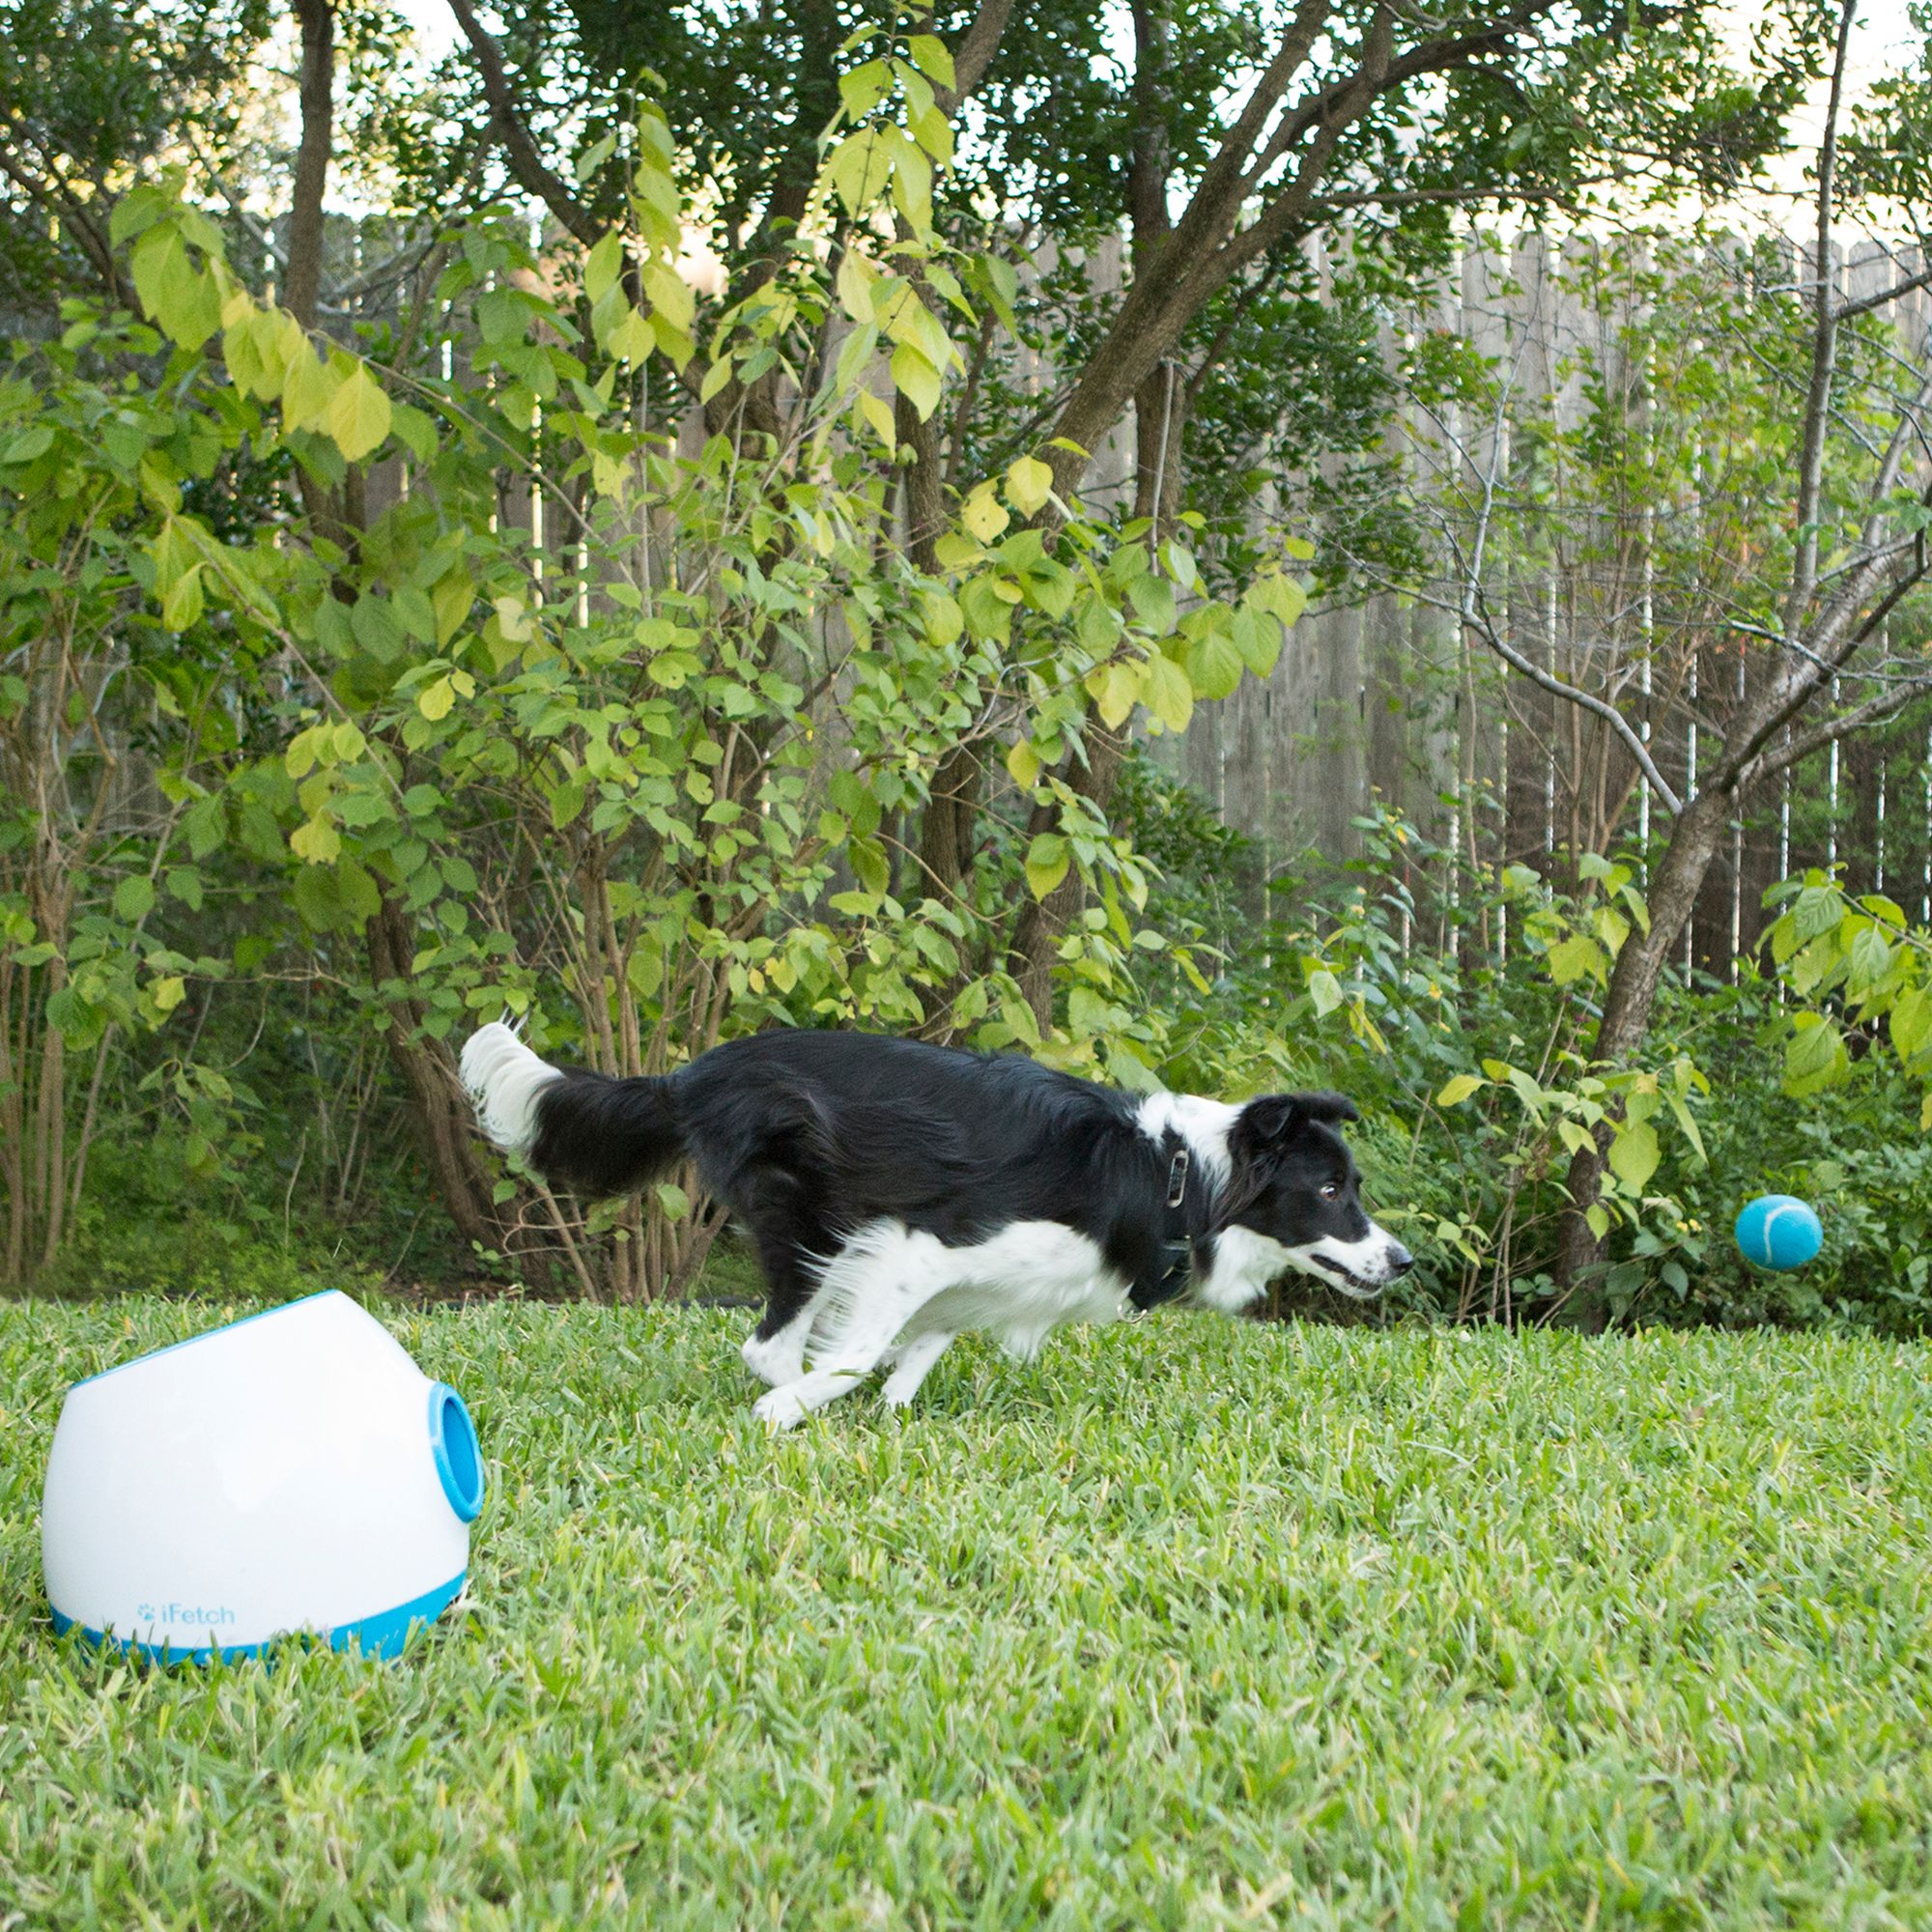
[1388, 1243, 1414, 1277]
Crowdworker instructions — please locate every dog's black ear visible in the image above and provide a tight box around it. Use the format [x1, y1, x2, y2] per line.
[1240, 1091, 1359, 1142]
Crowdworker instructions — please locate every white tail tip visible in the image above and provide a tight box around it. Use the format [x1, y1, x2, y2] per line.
[460, 1020, 563, 1154]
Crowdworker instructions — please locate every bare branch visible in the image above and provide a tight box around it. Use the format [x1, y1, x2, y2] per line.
[1301, 182, 1586, 216]
[1834, 260, 1932, 322]
[286, 0, 336, 330]
[1462, 590, 1686, 814]
[444, 0, 601, 249]
[1757, 674, 1932, 779]
[940, 0, 1018, 113]
[1783, 0, 1858, 635]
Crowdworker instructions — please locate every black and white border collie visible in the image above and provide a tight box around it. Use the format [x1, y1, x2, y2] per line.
[460, 1023, 1411, 1428]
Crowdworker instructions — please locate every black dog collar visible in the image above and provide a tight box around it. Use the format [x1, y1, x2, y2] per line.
[1129, 1136, 1198, 1314]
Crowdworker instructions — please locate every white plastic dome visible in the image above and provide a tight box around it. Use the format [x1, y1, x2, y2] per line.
[42, 1290, 483, 1662]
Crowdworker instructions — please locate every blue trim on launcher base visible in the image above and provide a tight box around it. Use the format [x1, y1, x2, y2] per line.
[48, 1572, 467, 1663]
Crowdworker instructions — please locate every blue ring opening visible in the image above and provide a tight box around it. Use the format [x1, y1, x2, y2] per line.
[428, 1383, 484, 1522]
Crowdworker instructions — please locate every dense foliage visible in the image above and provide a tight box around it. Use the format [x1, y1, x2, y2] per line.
[4, 0, 1931, 1328]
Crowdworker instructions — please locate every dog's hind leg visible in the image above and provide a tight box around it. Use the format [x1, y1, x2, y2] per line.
[753, 1222, 948, 1431]
[735, 1173, 837, 1386]
[881, 1331, 954, 1411]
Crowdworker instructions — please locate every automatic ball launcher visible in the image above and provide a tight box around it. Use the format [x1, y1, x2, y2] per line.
[41, 1291, 484, 1662]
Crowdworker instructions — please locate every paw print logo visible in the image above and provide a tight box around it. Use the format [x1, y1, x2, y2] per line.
[137, 1602, 156, 1621]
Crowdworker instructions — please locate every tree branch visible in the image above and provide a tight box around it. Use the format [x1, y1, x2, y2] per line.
[444, 0, 601, 248]
[1834, 260, 1932, 322]
[939, 0, 1018, 113]
[286, 0, 336, 330]
[1757, 675, 1932, 779]
[1783, 0, 1857, 636]
[1460, 582, 1685, 815]
[0, 142, 133, 309]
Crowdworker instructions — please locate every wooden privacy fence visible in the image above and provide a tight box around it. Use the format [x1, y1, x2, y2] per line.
[1153, 229, 1932, 970]
[279, 210, 1932, 969]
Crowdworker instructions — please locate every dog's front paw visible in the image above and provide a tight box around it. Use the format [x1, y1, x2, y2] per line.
[741, 1329, 801, 1388]
[753, 1385, 810, 1432]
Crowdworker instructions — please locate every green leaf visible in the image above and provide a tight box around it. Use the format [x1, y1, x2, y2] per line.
[642, 259, 696, 334]
[336, 858, 382, 924]
[281, 337, 331, 431]
[1307, 968, 1342, 1017]
[838, 58, 893, 118]
[906, 33, 956, 88]
[326, 361, 393, 463]
[113, 876, 156, 923]
[856, 387, 896, 452]
[826, 129, 894, 215]
[960, 485, 1009, 543]
[1791, 883, 1844, 943]
[890, 340, 942, 420]
[290, 814, 341, 865]
[1005, 455, 1053, 518]
[1182, 627, 1243, 701]
[184, 795, 225, 860]
[1025, 833, 1070, 900]
[1090, 661, 1142, 730]
[607, 306, 655, 367]
[1891, 985, 1932, 1062]
[574, 129, 618, 185]
[1545, 933, 1606, 986]
[1230, 607, 1281, 678]
[1142, 654, 1192, 733]
[584, 232, 625, 307]
[550, 780, 586, 830]
[1436, 1073, 1486, 1107]
[1783, 1013, 1848, 1097]
[851, 837, 890, 897]
[1246, 572, 1308, 632]
[130, 223, 219, 349]
[1846, 924, 1892, 998]
[1607, 1120, 1660, 1192]
[351, 594, 406, 664]
[1127, 573, 1177, 635]
[1, 425, 54, 466]
[1665, 1089, 1707, 1166]
[161, 566, 205, 632]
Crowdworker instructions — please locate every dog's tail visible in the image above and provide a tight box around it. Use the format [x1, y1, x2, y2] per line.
[459, 1021, 688, 1199]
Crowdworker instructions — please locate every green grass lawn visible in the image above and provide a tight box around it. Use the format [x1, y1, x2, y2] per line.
[5, 1295, 1932, 1929]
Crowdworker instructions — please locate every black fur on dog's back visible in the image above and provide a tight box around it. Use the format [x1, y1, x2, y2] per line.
[528, 1029, 1195, 1300]
[535, 1031, 1156, 1230]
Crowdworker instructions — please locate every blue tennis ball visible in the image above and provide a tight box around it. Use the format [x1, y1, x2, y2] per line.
[1734, 1195, 1823, 1270]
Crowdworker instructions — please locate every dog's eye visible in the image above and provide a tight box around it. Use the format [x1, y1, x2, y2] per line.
[1320, 1181, 1340, 1201]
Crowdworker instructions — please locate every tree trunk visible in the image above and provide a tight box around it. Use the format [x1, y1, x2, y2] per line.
[365, 895, 533, 1274]
[1009, 353, 1187, 1029]
[905, 389, 981, 901]
[1553, 787, 1732, 1326]
[285, 0, 334, 331]
[1005, 6, 1183, 1033]
[902, 384, 994, 1039]
[287, 2, 502, 1276]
